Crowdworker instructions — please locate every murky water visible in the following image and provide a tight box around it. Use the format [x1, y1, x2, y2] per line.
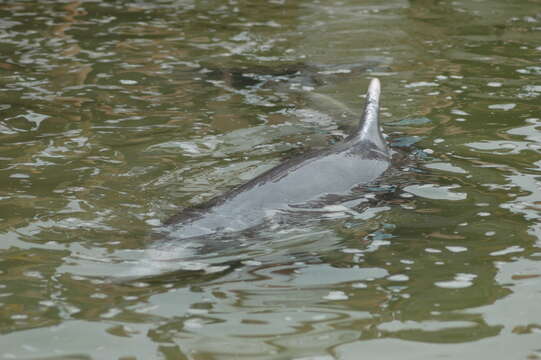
[1, 0, 541, 359]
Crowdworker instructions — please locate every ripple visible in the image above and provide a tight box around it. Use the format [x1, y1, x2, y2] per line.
[435, 273, 477, 289]
[403, 184, 467, 201]
[488, 103, 516, 110]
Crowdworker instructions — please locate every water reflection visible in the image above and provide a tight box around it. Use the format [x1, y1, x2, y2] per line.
[1, 0, 541, 358]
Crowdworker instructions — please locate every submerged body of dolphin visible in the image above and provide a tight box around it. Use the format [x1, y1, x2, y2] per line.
[163, 78, 390, 240]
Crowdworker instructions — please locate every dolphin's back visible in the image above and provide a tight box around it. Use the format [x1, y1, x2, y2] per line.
[165, 78, 390, 239]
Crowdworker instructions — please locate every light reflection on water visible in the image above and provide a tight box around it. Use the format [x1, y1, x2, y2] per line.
[1, 0, 541, 359]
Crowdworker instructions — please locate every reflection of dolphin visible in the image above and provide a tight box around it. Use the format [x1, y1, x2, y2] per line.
[164, 78, 390, 239]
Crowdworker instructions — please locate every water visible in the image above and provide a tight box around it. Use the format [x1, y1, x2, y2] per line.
[1, 0, 541, 359]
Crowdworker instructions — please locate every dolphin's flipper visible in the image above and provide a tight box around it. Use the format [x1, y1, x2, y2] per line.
[350, 78, 388, 155]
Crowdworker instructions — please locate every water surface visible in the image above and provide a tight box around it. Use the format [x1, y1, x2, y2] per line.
[1, 0, 541, 359]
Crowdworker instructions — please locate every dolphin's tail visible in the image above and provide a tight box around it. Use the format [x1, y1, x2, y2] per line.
[351, 78, 388, 154]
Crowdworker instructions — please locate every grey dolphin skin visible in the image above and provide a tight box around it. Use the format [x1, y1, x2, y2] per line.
[164, 78, 390, 240]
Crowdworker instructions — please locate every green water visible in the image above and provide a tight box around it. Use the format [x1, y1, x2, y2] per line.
[1, 0, 541, 359]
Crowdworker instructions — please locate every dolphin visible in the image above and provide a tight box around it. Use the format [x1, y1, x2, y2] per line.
[162, 78, 390, 240]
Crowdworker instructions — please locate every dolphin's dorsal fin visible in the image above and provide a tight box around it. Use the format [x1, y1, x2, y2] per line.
[349, 78, 388, 154]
